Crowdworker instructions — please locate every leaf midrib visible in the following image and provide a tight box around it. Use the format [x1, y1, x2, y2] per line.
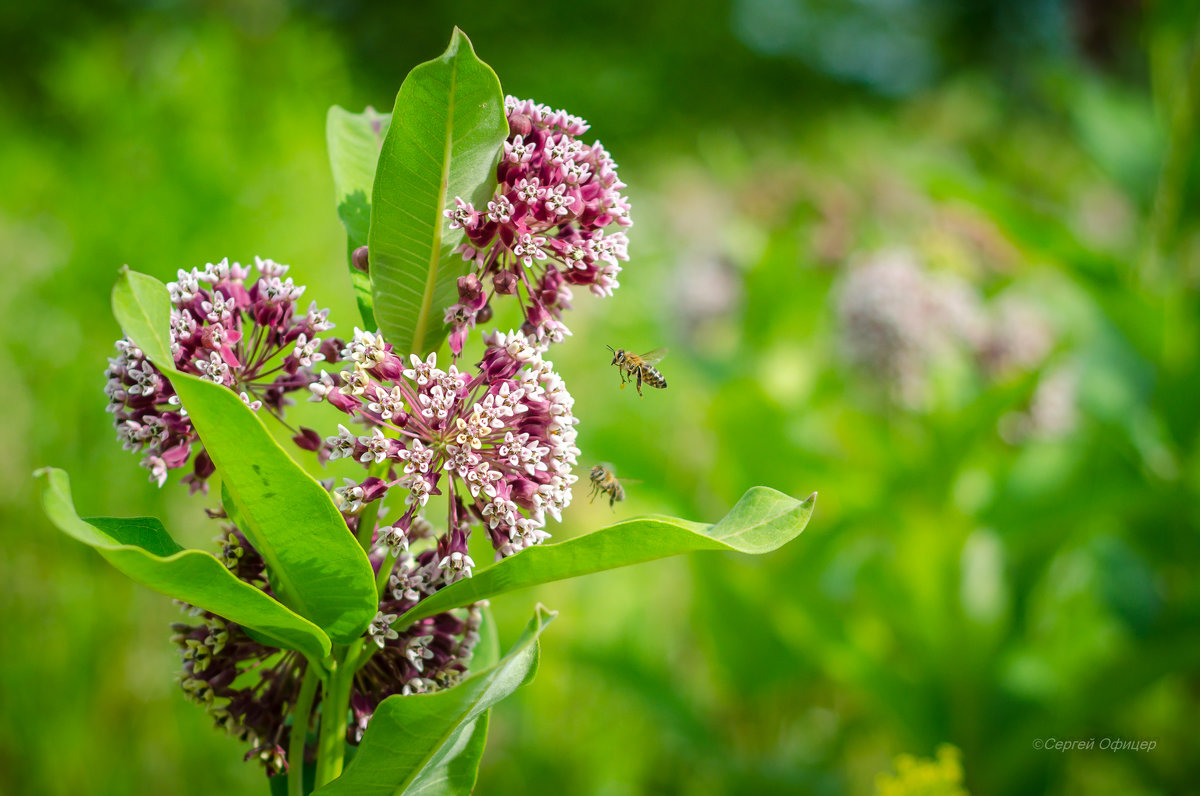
[410, 52, 460, 356]
[396, 692, 487, 793]
[395, 631, 536, 793]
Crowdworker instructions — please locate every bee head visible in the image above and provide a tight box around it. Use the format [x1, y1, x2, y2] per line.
[606, 345, 622, 365]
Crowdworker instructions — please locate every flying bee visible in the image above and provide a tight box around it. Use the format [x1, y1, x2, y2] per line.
[607, 346, 668, 396]
[588, 463, 637, 508]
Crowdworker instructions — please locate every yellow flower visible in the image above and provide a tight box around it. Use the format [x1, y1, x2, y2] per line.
[874, 744, 969, 796]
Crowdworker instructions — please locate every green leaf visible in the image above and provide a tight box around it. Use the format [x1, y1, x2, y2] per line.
[327, 105, 391, 329]
[368, 27, 508, 356]
[111, 268, 378, 644]
[403, 608, 500, 796]
[396, 487, 817, 630]
[36, 468, 331, 661]
[401, 716, 487, 796]
[313, 605, 554, 796]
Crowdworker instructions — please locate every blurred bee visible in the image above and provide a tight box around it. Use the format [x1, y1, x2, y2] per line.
[589, 463, 632, 508]
[607, 346, 668, 396]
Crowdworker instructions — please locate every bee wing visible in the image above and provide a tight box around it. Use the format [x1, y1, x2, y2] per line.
[639, 348, 669, 364]
[617, 477, 643, 485]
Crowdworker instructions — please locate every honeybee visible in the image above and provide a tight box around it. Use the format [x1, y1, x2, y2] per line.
[607, 346, 668, 396]
[589, 463, 629, 507]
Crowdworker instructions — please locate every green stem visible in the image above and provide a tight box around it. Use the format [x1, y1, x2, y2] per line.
[288, 662, 320, 796]
[312, 642, 364, 788]
[312, 661, 341, 787]
[375, 549, 398, 597]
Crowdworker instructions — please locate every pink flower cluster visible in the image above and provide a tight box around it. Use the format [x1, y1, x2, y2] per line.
[104, 257, 340, 489]
[312, 328, 580, 568]
[111, 94, 632, 772]
[442, 96, 632, 350]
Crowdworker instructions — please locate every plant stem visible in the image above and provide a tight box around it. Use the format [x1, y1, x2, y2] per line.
[312, 660, 340, 787]
[375, 549, 398, 597]
[312, 642, 364, 788]
[288, 662, 320, 796]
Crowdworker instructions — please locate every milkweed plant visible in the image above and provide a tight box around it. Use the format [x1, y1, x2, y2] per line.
[37, 29, 815, 795]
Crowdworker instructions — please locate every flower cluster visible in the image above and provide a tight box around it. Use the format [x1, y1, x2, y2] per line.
[998, 363, 1079, 443]
[126, 93, 617, 779]
[173, 520, 485, 774]
[314, 328, 580, 568]
[976, 294, 1055, 378]
[835, 251, 972, 404]
[441, 96, 632, 350]
[104, 257, 340, 489]
[835, 250, 1059, 407]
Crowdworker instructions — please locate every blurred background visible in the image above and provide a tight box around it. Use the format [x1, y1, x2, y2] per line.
[3, 1, 1199, 794]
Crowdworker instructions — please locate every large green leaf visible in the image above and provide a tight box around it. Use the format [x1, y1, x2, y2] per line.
[314, 606, 554, 796]
[111, 268, 378, 644]
[36, 468, 331, 661]
[401, 717, 486, 796]
[327, 105, 391, 329]
[395, 487, 817, 630]
[368, 27, 508, 356]
[403, 608, 499, 796]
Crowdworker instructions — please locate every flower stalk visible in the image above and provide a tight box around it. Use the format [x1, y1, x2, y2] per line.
[288, 664, 320, 796]
[313, 642, 364, 788]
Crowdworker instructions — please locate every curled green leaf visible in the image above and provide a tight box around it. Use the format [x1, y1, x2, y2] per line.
[401, 608, 500, 796]
[395, 487, 817, 630]
[36, 467, 331, 661]
[314, 605, 554, 796]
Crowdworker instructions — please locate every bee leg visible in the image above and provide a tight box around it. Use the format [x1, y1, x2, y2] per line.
[636, 371, 644, 397]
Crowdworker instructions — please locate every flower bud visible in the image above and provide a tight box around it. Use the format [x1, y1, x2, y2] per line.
[161, 443, 192, 468]
[524, 301, 550, 327]
[457, 273, 487, 310]
[352, 246, 370, 273]
[508, 113, 533, 137]
[292, 427, 322, 451]
[319, 338, 344, 364]
[374, 352, 407, 381]
[509, 477, 539, 508]
[359, 476, 390, 504]
[193, 450, 215, 479]
[493, 271, 518, 295]
[327, 388, 362, 415]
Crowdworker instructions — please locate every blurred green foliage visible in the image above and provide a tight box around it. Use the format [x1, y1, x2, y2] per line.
[3, 1, 1200, 795]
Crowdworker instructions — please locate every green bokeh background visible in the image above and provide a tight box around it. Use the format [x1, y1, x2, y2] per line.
[3, 2, 1200, 794]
